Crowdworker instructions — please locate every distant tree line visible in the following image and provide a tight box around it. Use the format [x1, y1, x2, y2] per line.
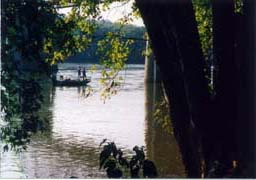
[65, 21, 146, 64]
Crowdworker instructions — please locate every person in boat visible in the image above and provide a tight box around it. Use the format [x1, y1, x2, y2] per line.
[78, 66, 81, 80]
[82, 67, 86, 80]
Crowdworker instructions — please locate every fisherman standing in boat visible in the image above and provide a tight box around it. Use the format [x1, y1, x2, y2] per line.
[82, 67, 87, 80]
[78, 66, 81, 80]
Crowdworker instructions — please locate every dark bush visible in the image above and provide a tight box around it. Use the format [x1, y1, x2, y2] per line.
[99, 139, 158, 178]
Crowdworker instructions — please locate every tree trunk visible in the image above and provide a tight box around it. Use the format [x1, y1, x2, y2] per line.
[136, 0, 256, 177]
[212, 0, 237, 175]
[135, 0, 213, 177]
[237, 0, 256, 177]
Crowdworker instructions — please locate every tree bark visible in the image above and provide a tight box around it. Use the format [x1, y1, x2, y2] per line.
[136, 0, 256, 177]
[237, 0, 256, 177]
[212, 0, 237, 175]
[135, 0, 213, 177]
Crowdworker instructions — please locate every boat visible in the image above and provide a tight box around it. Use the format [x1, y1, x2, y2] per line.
[51, 66, 91, 87]
[53, 78, 91, 87]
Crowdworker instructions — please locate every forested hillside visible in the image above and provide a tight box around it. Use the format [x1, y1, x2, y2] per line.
[65, 21, 146, 64]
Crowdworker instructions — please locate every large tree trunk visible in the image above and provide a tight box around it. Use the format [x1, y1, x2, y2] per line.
[212, 0, 256, 177]
[136, 0, 213, 177]
[136, 0, 256, 177]
[212, 0, 237, 175]
[237, 0, 256, 177]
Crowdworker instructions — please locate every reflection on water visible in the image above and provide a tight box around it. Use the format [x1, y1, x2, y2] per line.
[0, 63, 185, 178]
[145, 72, 185, 178]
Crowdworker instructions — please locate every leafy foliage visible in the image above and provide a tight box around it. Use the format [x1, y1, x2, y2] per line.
[1, 0, 57, 151]
[1, 0, 96, 151]
[43, 9, 97, 64]
[65, 21, 146, 64]
[153, 99, 172, 134]
[97, 31, 134, 102]
[193, 0, 213, 59]
[234, 0, 243, 13]
[1, 0, 143, 150]
[99, 139, 158, 178]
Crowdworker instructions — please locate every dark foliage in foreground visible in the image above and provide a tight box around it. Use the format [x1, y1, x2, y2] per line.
[99, 139, 157, 178]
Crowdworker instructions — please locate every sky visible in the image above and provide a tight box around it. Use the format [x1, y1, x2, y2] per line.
[58, 1, 144, 27]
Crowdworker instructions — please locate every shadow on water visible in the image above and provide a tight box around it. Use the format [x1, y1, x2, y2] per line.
[145, 80, 186, 178]
[144, 57, 187, 177]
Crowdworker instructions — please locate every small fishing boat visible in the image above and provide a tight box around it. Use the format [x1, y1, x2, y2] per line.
[51, 66, 91, 86]
[53, 78, 91, 87]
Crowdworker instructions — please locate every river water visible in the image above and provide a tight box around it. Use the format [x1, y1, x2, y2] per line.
[0, 63, 185, 178]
